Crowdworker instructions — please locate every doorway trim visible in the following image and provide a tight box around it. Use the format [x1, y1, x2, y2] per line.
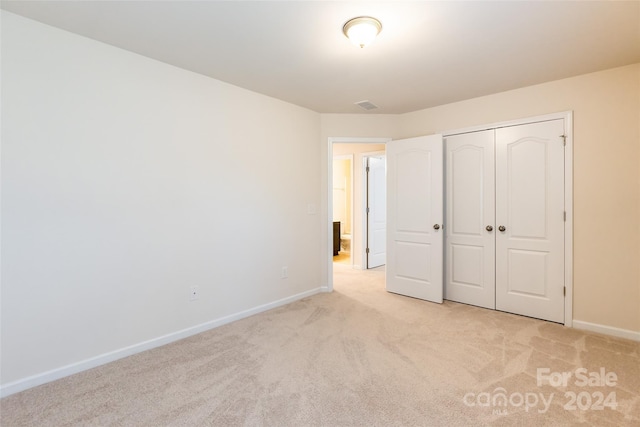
[441, 111, 573, 326]
[327, 137, 391, 292]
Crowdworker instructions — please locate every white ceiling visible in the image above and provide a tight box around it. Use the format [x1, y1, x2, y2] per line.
[2, 1, 640, 114]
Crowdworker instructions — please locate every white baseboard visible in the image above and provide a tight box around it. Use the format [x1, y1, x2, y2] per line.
[572, 320, 640, 342]
[0, 287, 323, 398]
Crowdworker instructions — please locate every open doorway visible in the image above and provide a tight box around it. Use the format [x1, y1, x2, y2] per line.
[329, 138, 390, 289]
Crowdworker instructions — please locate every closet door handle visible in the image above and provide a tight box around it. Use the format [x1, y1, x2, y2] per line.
[486, 225, 493, 232]
[433, 224, 440, 230]
[498, 225, 506, 232]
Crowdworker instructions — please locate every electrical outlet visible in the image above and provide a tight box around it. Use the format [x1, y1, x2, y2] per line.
[190, 286, 199, 301]
[281, 266, 288, 279]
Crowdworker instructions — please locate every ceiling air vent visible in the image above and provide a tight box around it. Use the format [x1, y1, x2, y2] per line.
[355, 100, 379, 111]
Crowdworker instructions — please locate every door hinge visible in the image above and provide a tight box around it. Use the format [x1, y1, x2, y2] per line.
[366, 207, 370, 214]
[366, 166, 370, 173]
[564, 211, 566, 222]
[366, 247, 370, 254]
[563, 286, 566, 296]
[560, 135, 567, 146]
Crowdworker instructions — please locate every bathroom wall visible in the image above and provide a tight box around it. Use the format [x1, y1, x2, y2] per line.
[332, 157, 352, 236]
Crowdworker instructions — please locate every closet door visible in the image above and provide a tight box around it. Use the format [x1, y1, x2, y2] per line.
[386, 134, 444, 303]
[445, 130, 496, 309]
[495, 120, 565, 323]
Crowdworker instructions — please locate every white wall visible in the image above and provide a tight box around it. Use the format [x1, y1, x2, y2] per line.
[1, 12, 321, 392]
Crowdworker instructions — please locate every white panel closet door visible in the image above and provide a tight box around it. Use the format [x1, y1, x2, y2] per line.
[386, 135, 443, 303]
[445, 130, 496, 309]
[495, 120, 565, 323]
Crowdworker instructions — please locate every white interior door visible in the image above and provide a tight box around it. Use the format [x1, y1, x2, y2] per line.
[367, 156, 386, 268]
[495, 120, 565, 323]
[386, 135, 443, 303]
[445, 130, 496, 309]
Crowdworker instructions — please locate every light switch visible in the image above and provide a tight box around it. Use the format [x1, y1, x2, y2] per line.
[307, 203, 317, 215]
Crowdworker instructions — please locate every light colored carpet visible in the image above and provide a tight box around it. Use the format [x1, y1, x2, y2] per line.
[1, 265, 639, 426]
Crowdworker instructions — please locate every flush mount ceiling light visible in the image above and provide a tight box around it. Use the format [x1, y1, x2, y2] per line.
[343, 16, 382, 48]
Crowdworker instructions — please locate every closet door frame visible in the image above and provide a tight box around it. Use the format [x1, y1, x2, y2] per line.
[441, 111, 573, 327]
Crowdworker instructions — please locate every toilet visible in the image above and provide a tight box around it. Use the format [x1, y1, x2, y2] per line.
[340, 234, 351, 253]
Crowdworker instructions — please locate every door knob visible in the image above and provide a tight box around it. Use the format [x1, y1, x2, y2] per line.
[486, 225, 493, 232]
[433, 224, 440, 230]
[498, 225, 506, 232]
